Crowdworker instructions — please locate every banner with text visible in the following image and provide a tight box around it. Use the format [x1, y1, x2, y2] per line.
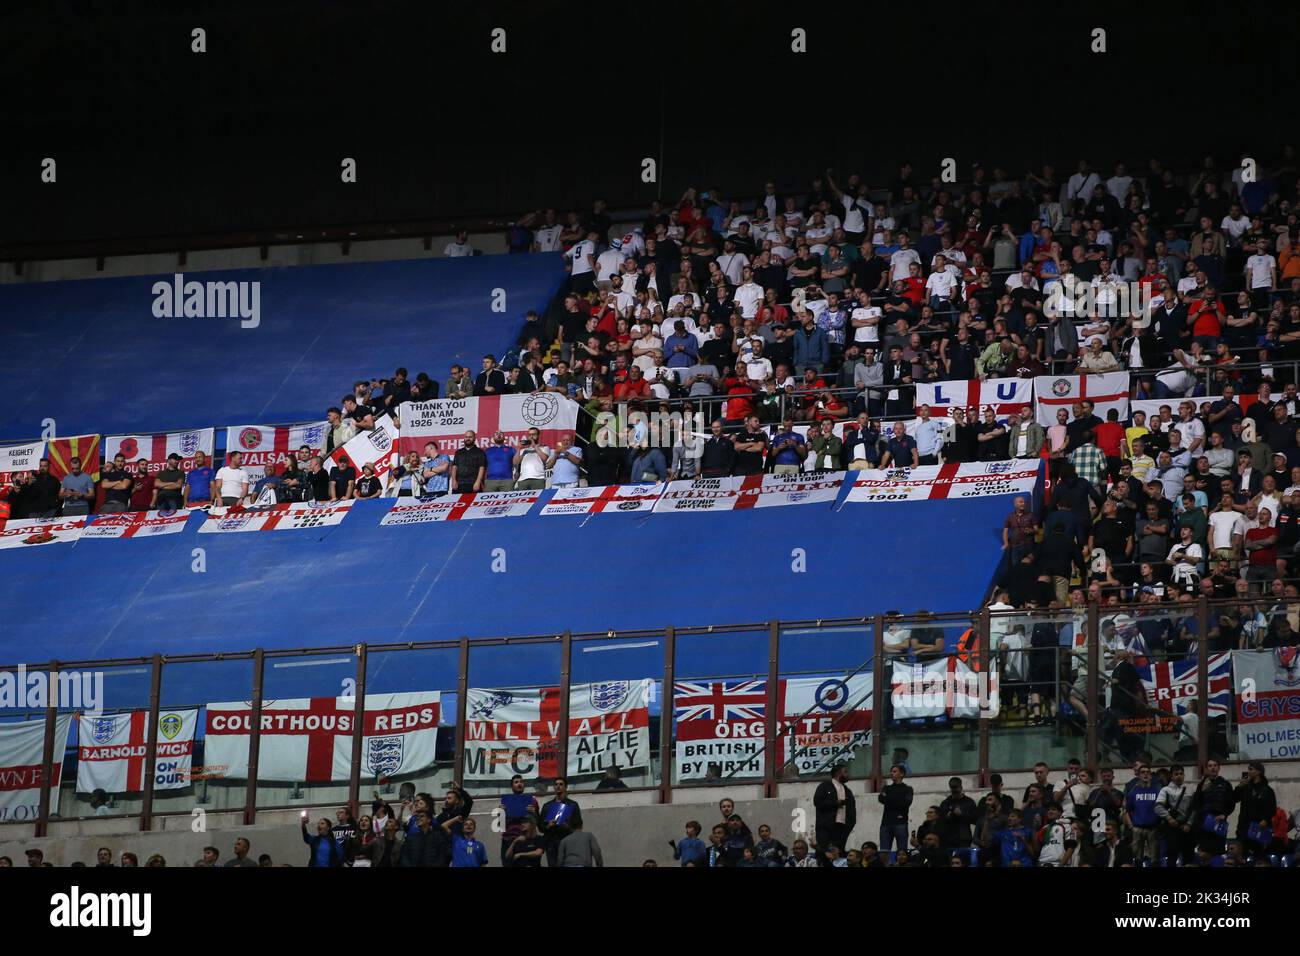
[203, 692, 441, 782]
[225, 421, 329, 480]
[0, 516, 88, 550]
[842, 460, 1039, 505]
[463, 680, 651, 781]
[105, 428, 215, 474]
[0, 440, 45, 490]
[916, 378, 1034, 423]
[540, 483, 664, 516]
[782, 675, 874, 775]
[673, 679, 768, 781]
[397, 394, 579, 457]
[82, 509, 192, 539]
[326, 414, 399, 490]
[0, 714, 72, 822]
[75, 709, 198, 794]
[1234, 649, 1300, 760]
[197, 500, 354, 534]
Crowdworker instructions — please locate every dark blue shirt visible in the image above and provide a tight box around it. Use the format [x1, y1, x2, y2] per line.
[885, 434, 918, 466]
[771, 430, 806, 466]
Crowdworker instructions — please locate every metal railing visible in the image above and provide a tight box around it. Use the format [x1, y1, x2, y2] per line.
[2, 595, 1293, 835]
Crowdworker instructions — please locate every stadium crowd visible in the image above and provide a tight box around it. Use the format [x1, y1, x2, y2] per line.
[7, 760, 1296, 868]
[7, 151, 1300, 508]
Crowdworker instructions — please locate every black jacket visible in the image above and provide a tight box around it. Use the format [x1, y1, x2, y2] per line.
[1232, 781, 1277, 838]
[936, 794, 979, 848]
[878, 782, 913, 826]
[473, 368, 508, 396]
[1190, 775, 1236, 820]
[398, 825, 451, 867]
[813, 779, 856, 834]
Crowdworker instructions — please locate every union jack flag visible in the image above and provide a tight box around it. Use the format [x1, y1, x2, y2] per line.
[673, 681, 766, 723]
[1139, 653, 1231, 717]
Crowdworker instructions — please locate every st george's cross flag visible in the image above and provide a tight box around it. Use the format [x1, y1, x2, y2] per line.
[1033, 372, 1129, 427]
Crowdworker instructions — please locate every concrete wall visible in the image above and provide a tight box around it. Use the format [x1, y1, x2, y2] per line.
[0, 230, 510, 285]
[5, 766, 1296, 867]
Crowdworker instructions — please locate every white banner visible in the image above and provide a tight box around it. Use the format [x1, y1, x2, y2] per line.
[782, 675, 873, 775]
[916, 378, 1034, 422]
[203, 692, 442, 783]
[654, 476, 744, 513]
[75, 709, 198, 794]
[326, 414, 399, 489]
[463, 681, 651, 781]
[673, 679, 768, 781]
[540, 483, 663, 516]
[0, 440, 45, 489]
[1234, 649, 1300, 760]
[197, 499, 354, 534]
[842, 460, 1039, 505]
[889, 657, 998, 719]
[0, 516, 88, 550]
[380, 490, 541, 524]
[104, 428, 215, 475]
[743, 471, 845, 508]
[1034, 372, 1129, 427]
[225, 420, 329, 481]
[81, 509, 192, 539]
[0, 714, 72, 822]
[398, 394, 579, 457]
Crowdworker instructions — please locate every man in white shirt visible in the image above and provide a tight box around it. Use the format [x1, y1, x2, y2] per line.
[1065, 161, 1100, 206]
[716, 239, 749, 285]
[595, 242, 626, 284]
[1106, 163, 1133, 204]
[889, 234, 920, 283]
[744, 341, 773, 383]
[513, 427, 551, 490]
[1220, 205, 1251, 245]
[1173, 401, 1205, 459]
[925, 255, 958, 310]
[851, 289, 881, 345]
[215, 452, 250, 506]
[531, 210, 563, 252]
[733, 267, 764, 319]
[443, 230, 475, 257]
[568, 229, 599, 292]
[1208, 504, 1247, 562]
[1244, 238, 1277, 304]
[804, 212, 833, 256]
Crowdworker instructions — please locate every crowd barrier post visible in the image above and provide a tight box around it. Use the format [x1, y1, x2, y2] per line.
[977, 607, 991, 788]
[242, 649, 265, 826]
[764, 620, 779, 798]
[556, 630, 572, 786]
[869, 613, 885, 793]
[138, 653, 163, 832]
[453, 637, 469, 783]
[34, 662, 59, 838]
[1085, 605, 1099, 774]
[1196, 596, 1210, 769]
[347, 643, 368, 812]
[659, 626, 675, 804]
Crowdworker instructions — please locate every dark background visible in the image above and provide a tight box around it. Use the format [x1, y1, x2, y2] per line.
[2, 0, 1298, 250]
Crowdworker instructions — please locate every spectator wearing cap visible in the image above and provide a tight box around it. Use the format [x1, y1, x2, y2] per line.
[25, 848, 43, 867]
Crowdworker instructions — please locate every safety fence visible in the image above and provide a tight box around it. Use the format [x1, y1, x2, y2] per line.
[2, 596, 1297, 834]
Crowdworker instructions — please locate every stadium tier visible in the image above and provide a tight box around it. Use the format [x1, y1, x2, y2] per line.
[0, 253, 565, 441]
[0, 485, 1024, 672]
